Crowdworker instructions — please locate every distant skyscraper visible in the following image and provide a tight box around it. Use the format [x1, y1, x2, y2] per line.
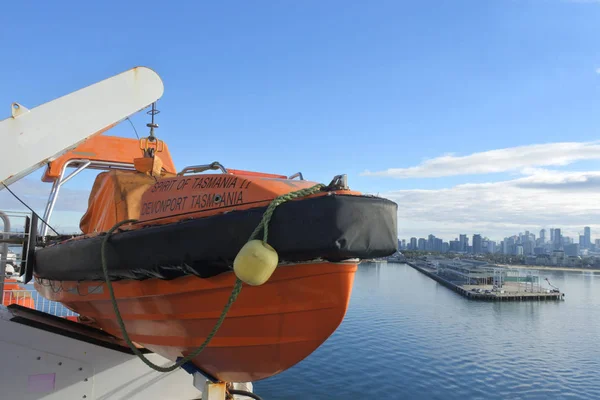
[539, 229, 546, 243]
[418, 238, 426, 251]
[449, 240, 460, 252]
[473, 234, 482, 254]
[523, 240, 534, 255]
[410, 237, 417, 250]
[515, 244, 524, 256]
[584, 226, 591, 249]
[427, 234, 435, 251]
[550, 229, 555, 243]
[554, 228, 562, 250]
[459, 234, 468, 252]
[503, 236, 516, 255]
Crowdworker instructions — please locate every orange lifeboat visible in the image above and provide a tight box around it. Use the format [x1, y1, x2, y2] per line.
[33, 135, 398, 382]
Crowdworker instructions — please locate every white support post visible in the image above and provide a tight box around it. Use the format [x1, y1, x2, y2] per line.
[191, 373, 254, 400]
[198, 377, 226, 400]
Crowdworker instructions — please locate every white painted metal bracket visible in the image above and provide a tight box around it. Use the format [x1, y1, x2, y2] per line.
[0, 66, 164, 188]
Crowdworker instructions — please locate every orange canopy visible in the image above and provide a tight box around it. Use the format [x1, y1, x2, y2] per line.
[80, 168, 175, 234]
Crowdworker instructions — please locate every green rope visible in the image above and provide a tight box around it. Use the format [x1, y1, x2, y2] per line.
[249, 184, 325, 242]
[100, 183, 324, 373]
[101, 219, 243, 372]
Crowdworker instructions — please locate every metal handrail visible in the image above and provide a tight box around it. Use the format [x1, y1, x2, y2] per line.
[0, 210, 35, 286]
[0, 211, 10, 298]
[41, 159, 137, 236]
[327, 174, 349, 190]
[288, 172, 304, 180]
[2, 288, 78, 317]
[178, 162, 228, 176]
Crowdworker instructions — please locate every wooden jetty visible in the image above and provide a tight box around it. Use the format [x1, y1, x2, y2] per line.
[407, 262, 564, 302]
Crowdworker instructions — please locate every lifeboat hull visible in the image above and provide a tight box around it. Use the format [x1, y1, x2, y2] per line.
[35, 261, 357, 382]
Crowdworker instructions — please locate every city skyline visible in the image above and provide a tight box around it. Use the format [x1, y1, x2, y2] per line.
[398, 225, 598, 244]
[399, 226, 597, 257]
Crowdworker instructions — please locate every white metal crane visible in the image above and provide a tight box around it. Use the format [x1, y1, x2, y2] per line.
[0, 66, 164, 188]
[545, 278, 560, 292]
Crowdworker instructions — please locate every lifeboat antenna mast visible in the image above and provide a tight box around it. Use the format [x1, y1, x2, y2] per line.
[146, 102, 160, 142]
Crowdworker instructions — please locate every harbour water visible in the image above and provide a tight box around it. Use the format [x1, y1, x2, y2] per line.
[255, 262, 600, 399]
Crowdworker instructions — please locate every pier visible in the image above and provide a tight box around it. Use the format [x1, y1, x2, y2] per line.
[408, 260, 564, 301]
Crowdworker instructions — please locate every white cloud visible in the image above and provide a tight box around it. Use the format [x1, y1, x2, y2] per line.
[362, 141, 600, 179]
[384, 169, 600, 241]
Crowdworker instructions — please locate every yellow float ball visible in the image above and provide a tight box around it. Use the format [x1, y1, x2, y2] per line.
[233, 240, 279, 286]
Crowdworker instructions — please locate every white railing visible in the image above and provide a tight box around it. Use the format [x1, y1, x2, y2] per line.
[2, 287, 78, 318]
[0, 209, 79, 319]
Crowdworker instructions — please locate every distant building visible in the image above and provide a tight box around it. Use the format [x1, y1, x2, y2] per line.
[550, 228, 555, 243]
[533, 247, 545, 255]
[551, 250, 565, 266]
[442, 242, 449, 253]
[449, 240, 460, 252]
[459, 234, 468, 252]
[503, 236, 516, 255]
[515, 244, 524, 256]
[539, 229, 546, 243]
[418, 238, 426, 251]
[473, 234, 482, 254]
[523, 240, 534, 255]
[565, 243, 580, 257]
[554, 228, 562, 250]
[428, 234, 435, 251]
[584, 226, 591, 249]
[410, 237, 417, 250]
[483, 240, 496, 254]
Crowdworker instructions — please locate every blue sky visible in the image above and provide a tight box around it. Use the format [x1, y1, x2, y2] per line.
[2, 0, 600, 241]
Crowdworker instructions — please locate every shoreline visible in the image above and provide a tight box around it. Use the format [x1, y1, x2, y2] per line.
[496, 264, 600, 273]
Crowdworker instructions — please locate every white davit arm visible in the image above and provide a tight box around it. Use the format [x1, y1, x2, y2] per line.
[0, 66, 164, 188]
